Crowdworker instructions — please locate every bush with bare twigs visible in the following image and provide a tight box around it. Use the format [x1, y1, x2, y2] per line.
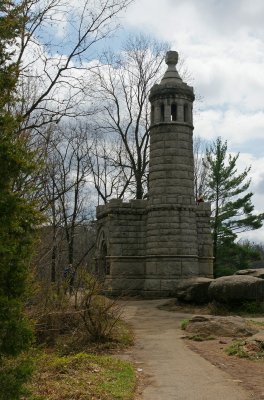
[74, 272, 123, 342]
[30, 271, 124, 347]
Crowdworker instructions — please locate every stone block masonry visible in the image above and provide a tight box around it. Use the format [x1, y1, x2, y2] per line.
[96, 199, 147, 296]
[95, 51, 213, 297]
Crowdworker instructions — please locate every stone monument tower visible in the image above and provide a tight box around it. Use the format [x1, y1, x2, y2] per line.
[96, 51, 213, 297]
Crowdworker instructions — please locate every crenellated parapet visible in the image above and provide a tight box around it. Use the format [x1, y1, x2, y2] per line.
[96, 198, 147, 219]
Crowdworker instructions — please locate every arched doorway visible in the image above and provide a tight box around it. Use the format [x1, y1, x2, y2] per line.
[100, 241, 110, 276]
[96, 229, 110, 280]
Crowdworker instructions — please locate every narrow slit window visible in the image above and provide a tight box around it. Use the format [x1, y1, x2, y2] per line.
[151, 105, 155, 124]
[160, 104, 165, 122]
[105, 260, 110, 275]
[184, 104, 188, 122]
[171, 103, 177, 121]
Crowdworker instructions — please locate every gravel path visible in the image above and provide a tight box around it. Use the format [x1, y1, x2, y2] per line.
[121, 299, 254, 400]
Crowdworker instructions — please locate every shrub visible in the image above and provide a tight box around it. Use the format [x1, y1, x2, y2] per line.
[0, 356, 33, 400]
[75, 273, 123, 342]
[32, 272, 123, 346]
[180, 319, 190, 330]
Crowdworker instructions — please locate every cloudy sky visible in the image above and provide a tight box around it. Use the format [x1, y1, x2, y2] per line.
[117, 0, 264, 242]
[39, 0, 263, 241]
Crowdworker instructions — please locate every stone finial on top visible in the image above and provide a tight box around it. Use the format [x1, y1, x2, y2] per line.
[161, 50, 181, 84]
[165, 51, 178, 66]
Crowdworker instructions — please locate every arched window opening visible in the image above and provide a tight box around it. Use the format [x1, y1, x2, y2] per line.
[101, 241, 110, 275]
[160, 104, 165, 122]
[171, 103, 177, 121]
[151, 105, 155, 124]
[184, 104, 188, 122]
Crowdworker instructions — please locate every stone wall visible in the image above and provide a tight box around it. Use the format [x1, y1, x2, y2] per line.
[96, 198, 147, 296]
[96, 199, 213, 297]
[196, 202, 214, 277]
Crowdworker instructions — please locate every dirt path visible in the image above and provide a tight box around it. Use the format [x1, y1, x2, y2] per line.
[121, 299, 254, 400]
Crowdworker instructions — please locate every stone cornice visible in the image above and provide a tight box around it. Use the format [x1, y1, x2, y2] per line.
[149, 83, 194, 102]
[97, 208, 147, 219]
[103, 255, 214, 260]
[96, 202, 211, 219]
[150, 121, 194, 129]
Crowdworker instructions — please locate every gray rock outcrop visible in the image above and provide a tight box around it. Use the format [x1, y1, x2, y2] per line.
[176, 278, 214, 303]
[185, 315, 257, 337]
[208, 275, 264, 303]
[235, 269, 264, 279]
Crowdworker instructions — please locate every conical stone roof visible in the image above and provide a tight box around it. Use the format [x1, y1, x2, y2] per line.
[149, 50, 194, 101]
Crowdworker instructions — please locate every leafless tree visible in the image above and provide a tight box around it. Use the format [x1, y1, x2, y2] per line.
[91, 34, 169, 199]
[11, 0, 133, 131]
[9, 0, 134, 214]
[193, 135, 210, 201]
[35, 122, 95, 284]
[88, 133, 133, 204]
[6, 0, 134, 284]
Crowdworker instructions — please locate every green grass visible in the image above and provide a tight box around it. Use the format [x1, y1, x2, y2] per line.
[25, 289, 136, 399]
[225, 340, 248, 358]
[23, 351, 136, 400]
[180, 319, 190, 330]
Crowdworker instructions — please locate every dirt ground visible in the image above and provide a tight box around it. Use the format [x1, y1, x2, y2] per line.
[186, 337, 264, 400]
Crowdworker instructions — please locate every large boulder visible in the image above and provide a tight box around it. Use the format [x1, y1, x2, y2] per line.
[208, 275, 264, 303]
[176, 278, 214, 304]
[184, 315, 257, 337]
[235, 269, 264, 279]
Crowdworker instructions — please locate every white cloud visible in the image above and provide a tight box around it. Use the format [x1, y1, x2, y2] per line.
[125, 1, 264, 139]
[125, 0, 264, 42]
[122, 0, 264, 243]
[195, 109, 264, 146]
[29, 0, 264, 242]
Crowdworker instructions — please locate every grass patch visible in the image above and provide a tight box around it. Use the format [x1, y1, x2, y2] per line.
[187, 334, 215, 342]
[180, 319, 190, 330]
[225, 340, 248, 358]
[26, 284, 136, 399]
[225, 339, 264, 360]
[23, 351, 136, 400]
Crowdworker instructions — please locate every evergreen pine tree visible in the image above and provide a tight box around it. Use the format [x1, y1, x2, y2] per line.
[0, 2, 40, 397]
[204, 137, 264, 276]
